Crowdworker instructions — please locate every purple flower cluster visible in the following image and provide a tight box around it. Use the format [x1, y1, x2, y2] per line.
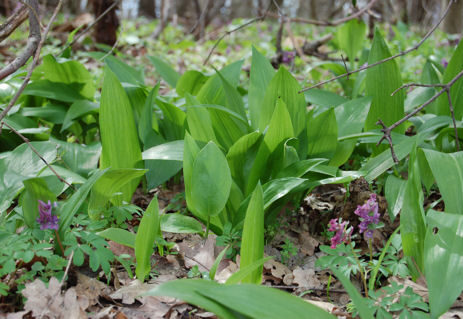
[281, 51, 295, 64]
[328, 218, 352, 249]
[37, 200, 59, 230]
[354, 194, 380, 239]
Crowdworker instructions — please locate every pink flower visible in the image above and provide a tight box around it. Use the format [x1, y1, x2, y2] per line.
[328, 218, 352, 248]
[354, 194, 379, 239]
[37, 200, 59, 230]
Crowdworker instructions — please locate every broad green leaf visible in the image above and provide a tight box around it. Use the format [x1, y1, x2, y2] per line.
[225, 257, 272, 285]
[139, 84, 159, 145]
[275, 159, 326, 179]
[401, 146, 426, 271]
[210, 246, 229, 281]
[337, 19, 366, 68]
[240, 182, 264, 284]
[304, 89, 347, 115]
[58, 169, 106, 238]
[39, 54, 95, 99]
[260, 67, 306, 135]
[437, 40, 463, 118]
[176, 70, 208, 97]
[148, 56, 180, 88]
[21, 104, 67, 124]
[384, 175, 406, 221]
[330, 267, 374, 319]
[191, 142, 232, 217]
[100, 66, 143, 203]
[157, 99, 186, 141]
[145, 279, 236, 319]
[422, 149, 463, 215]
[330, 97, 371, 166]
[97, 228, 136, 248]
[249, 46, 275, 130]
[246, 99, 294, 195]
[217, 70, 246, 120]
[183, 133, 201, 216]
[425, 210, 463, 318]
[23, 80, 87, 102]
[262, 178, 309, 210]
[135, 197, 161, 281]
[199, 283, 335, 319]
[61, 100, 99, 132]
[51, 139, 101, 177]
[88, 169, 147, 219]
[125, 86, 148, 125]
[161, 214, 203, 234]
[307, 108, 338, 159]
[20, 178, 56, 229]
[186, 106, 217, 145]
[207, 106, 248, 151]
[105, 55, 144, 86]
[420, 60, 440, 114]
[142, 140, 184, 161]
[365, 28, 404, 137]
[38, 165, 86, 195]
[0, 142, 57, 212]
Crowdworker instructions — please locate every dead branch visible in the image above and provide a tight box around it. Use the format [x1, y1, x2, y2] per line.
[299, 0, 456, 93]
[0, 4, 28, 43]
[0, 0, 41, 81]
[0, 0, 62, 123]
[377, 68, 463, 163]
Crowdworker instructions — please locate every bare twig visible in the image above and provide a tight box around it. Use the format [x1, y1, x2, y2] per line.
[299, 0, 456, 92]
[190, 0, 210, 37]
[285, 20, 307, 63]
[57, 0, 121, 57]
[267, 0, 379, 27]
[0, 4, 28, 43]
[391, 82, 446, 96]
[0, 0, 62, 123]
[0, 0, 41, 81]
[377, 68, 463, 163]
[60, 250, 74, 285]
[341, 54, 349, 80]
[0, 121, 75, 190]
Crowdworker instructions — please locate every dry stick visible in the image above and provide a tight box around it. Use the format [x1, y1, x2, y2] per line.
[0, 4, 28, 43]
[189, 0, 210, 36]
[1, 121, 75, 190]
[376, 68, 463, 163]
[0, 0, 62, 123]
[0, 0, 40, 81]
[299, 0, 456, 93]
[341, 54, 349, 80]
[267, 0, 379, 27]
[57, 0, 121, 57]
[285, 20, 307, 63]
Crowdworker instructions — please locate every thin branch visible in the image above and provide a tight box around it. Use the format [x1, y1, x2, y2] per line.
[0, 0, 41, 81]
[0, 121, 75, 190]
[341, 54, 349, 80]
[0, 4, 28, 43]
[391, 82, 447, 96]
[0, 0, 62, 123]
[285, 20, 307, 63]
[267, 0, 379, 27]
[377, 68, 463, 163]
[57, 0, 121, 57]
[299, 0, 456, 92]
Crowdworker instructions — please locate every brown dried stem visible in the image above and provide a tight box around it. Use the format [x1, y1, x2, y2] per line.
[0, 4, 28, 43]
[299, 0, 456, 93]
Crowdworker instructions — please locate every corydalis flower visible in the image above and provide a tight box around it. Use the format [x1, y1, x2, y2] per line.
[37, 200, 59, 230]
[328, 218, 352, 249]
[354, 193, 379, 239]
[281, 51, 295, 64]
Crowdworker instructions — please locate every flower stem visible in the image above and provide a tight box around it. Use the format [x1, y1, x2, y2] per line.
[54, 229, 65, 256]
[350, 242, 368, 298]
[369, 238, 373, 264]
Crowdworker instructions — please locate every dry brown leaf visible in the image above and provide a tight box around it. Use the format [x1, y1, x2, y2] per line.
[215, 260, 238, 283]
[22, 277, 87, 319]
[264, 259, 291, 279]
[298, 231, 319, 256]
[110, 279, 157, 304]
[305, 300, 335, 313]
[292, 267, 323, 290]
[177, 235, 216, 272]
[75, 272, 110, 307]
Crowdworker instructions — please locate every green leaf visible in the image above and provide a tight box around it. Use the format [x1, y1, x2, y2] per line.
[183, 133, 201, 216]
[139, 84, 159, 145]
[157, 98, 186, 141]
[246, 99, 294, 195]
[148, 56, 180, 88]
[100, 66, 143, 202]
[384, 175, 406, 221]
[400, 146, 426, 271]
[365, 28, 404, 137]
[135, 197, 161, 281]
[304, 89, 347, 114]
[437, 40, 463, 118]
[58, 169, 107, 239]
[330, 97, 371, 166]
[210, 246, 229, 281]
[176, 71, 208, 97]
[88, 168, 147, 219]
[337, 19, 366, 68]
[260, 67, 306, 135]
[23, 80, 87, 102]
[307, 108, 338, 159]
[423, 149, 463, 215]
[240, 182, 264, 284]
[20, 178, 56, 229]
[142, 140, 184, 161]
[186, 106, 218, 145]
[51, 139, 101, 177]
[21, 104, 67, 124]
[161, 214, 203, 234]
[191, 142, 232, 217]
[330, 267, 374, 319]
[424, 210, 463, 318]
[275, 159, 326, 179]
[217, 70, 246, 120]
[97, 228, 135, 248]
[225, 257, 272, 285]
[105, 55, 144, 86]
[61, 100, 99, 132]
[262, 177, 308, 210]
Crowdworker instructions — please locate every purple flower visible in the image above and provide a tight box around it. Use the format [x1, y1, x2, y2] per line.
[328, 218, 352, 249]
[354, 194, 380, 239]
[441, 58, 448, 68]
[37, 200, 59, 230]
[281, 51, 295, 64]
